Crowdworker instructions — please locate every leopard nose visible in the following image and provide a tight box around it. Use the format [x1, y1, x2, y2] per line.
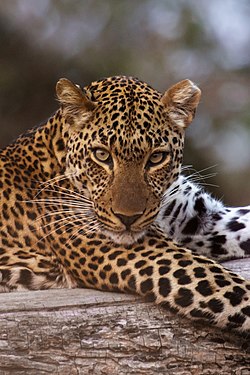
[115, 213, 142, 229]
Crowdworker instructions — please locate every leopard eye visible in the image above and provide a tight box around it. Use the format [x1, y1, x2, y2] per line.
[146, 151, 169, 168]
[149, 152, 164, 164]
[94, 148, 110, 162]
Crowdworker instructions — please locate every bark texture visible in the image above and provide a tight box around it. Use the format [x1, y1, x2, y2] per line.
[0, 259, 249, 375]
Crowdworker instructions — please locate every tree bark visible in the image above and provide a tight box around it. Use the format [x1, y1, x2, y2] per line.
[0, 259, 249, 375]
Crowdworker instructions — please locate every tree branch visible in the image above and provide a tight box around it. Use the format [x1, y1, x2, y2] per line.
[0, 258, 249, 374]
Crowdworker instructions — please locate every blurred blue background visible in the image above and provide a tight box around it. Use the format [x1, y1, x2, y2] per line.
[0, 0, 249, 204]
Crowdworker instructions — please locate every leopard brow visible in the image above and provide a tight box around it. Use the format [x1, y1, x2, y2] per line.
[150, 145, 171, 153]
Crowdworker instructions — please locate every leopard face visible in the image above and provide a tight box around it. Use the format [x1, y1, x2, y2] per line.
[57, 76, 200, 244]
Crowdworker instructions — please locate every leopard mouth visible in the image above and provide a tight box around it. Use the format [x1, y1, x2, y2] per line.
[95, 210, 150, 245]
[103, 228, 146, 245]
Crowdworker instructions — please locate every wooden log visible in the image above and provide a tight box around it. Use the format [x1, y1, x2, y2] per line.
[0, 259, 249, 375]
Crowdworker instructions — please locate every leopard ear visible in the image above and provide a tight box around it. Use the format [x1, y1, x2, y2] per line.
[161, 79, 201, 129]
[56, 78, 96, 126]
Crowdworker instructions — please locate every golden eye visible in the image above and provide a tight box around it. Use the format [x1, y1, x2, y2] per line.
[149, 152, 165, 165]
[146, 151, 169, 169]
[94, 148, 111, 163]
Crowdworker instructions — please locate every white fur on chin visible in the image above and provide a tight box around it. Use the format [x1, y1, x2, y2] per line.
[103, 229, 146, 246]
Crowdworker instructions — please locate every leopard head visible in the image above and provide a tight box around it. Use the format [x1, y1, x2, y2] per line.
[56, 76, 201, 244]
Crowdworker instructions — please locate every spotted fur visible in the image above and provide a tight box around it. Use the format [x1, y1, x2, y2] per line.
[157, 175, 250, 261]
[0, 76, 250, 339]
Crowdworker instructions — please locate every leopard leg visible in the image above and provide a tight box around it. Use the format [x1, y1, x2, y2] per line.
[0, 260, 77, 292]
[57, 230, 250, 337]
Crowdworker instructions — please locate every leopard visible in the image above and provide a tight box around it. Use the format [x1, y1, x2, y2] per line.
[0, 75, 250, 340]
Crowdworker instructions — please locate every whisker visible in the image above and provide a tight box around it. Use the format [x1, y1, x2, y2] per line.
[36, 210, 78, 223]
[26, 198, 92, 208]
[37, 215, 77, 231]
[37, 207, 93, 221]
[54, 184, 89, 199]
[185, 164, 217, 175]
[39, 173, 73, 187]
[32, 201, 92, 210]
[160, 191, 180, 209]
[31, 173, 74, 198]
[36, 216, 93, 244]
[27, 173, 105, 245]
[31, 187, 92, 205]
[193, 182, 219, 188]
[183, 165, 218, 185]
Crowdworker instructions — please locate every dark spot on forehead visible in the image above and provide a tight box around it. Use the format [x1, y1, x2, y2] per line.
[84, 76, 169, 158]
[87, 76, 163, 120]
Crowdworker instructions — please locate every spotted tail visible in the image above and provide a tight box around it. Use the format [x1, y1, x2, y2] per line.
[157, 174, 250, 261]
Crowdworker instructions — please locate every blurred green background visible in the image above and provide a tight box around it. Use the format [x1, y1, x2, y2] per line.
[0, 0, 249, 205]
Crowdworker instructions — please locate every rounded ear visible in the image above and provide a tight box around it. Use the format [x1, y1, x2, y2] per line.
[56, 78, 96, 126]
[161, 79, 201, 129]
